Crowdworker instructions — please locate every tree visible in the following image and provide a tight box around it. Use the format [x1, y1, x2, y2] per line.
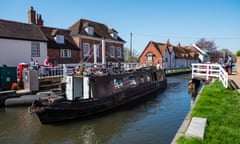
[196, 38, 217, 52]
[124, 47, 139, 62]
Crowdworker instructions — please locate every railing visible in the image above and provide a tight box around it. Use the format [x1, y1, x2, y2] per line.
[37, 62, 141, 78]
[192, 63, 228, 88]
[37, 65, 64, 78]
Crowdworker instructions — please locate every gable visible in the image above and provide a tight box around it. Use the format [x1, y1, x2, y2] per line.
[139, 41, 162, 59]
[69, 19, 125, 42]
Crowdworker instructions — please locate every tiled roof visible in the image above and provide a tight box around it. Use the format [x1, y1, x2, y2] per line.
[151, 41, 168, 57]
[40, 27, 79, 50]
[0, 19, 47, 41]
[69, 19, 125, 42]
[140, 40, 198, 59]
[173, 46, 187, 58]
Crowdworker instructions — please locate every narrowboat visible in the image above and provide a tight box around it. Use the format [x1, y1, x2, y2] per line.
[30, 66, 167, 124]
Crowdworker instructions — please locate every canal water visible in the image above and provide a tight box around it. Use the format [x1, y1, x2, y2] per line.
[0, 74, 193, 144]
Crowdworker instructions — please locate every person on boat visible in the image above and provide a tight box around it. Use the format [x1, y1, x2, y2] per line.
[35, 59, 39, 70]
[29, 57, 36, 70]
[80, 64, 86, 75]
[11, 80, 20, 90]
[44, 56, 49, 66]
[74, 66, 81, 75]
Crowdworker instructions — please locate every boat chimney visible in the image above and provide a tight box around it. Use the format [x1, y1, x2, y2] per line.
[102, 39, 106, 67]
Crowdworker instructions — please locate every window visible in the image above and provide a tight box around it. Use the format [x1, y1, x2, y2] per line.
[129, 76, 136, 87]
[146, 53, 154, 61]
[85, 27, 94, 36]
[93, 44, 99, 57]
[117, 47, 122, 58]
[140, 76, 145, 83]
[110, 46, 115, 58]
[165, 58, 168, 62]
[111, 32, 118, 39]
[55, 35, 64, 44]
[83, 43, 90, 56]
[61, 49, 71, 58]
[146, 75, 151, 82]
[147, 55, 153, 61]
[31, 42, 40, 57]
[113, 78, 123, 89]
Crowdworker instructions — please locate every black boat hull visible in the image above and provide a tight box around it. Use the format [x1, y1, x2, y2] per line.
[36, 80, 167, 124]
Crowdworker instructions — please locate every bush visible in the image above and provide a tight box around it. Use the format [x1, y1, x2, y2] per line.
[236, 50, 240, 56]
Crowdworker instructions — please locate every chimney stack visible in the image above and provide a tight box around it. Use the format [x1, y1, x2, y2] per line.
[28, 6, 36, 24]
[36, 14, 44, 26]
[28, 6, 44, 26]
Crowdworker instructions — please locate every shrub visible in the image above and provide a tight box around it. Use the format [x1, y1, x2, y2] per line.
[236, 50, 240, 56]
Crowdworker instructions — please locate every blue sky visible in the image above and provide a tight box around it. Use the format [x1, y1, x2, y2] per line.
[1, 0, 240, 56]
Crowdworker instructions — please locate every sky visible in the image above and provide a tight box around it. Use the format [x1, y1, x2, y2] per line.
[1, 0, 240, 56]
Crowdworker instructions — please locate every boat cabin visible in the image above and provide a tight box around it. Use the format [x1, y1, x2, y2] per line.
[65, 67, 166, 101]
[66, 76, 90, 100]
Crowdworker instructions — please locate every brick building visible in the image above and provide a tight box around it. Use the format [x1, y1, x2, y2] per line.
[139, 40, 199, 69]
[69, 19, 125, 64]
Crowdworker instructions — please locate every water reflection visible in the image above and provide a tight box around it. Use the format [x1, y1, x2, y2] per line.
[188, 82, 202, 107]
[0, 74, 192, 144]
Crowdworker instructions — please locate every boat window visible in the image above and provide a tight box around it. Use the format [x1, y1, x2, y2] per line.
[113, 79, 123, 89]
[146, 75, 151, 82]
[140, 76, 144, 83]
[153, 72, 158, 81]
[129, 76, 136, 86]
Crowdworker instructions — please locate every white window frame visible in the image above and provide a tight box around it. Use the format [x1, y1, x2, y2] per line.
[31, 42, 40, 57]
[111, 32, 118, 39]
[110, 46, 115, 58]
[61, 49, 71, 58]
[85, 27, 94, 36]
[94, 44, 100, 57]
[146, 53, 154, 61]
[55, 35, 64, 44]
[83, 43, 90, 57]
[117, 47, 122, 58]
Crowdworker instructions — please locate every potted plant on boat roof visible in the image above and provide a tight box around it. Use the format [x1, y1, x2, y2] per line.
[236, 50, 240, 75]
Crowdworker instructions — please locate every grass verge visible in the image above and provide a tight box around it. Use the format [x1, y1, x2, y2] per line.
[177, 80, 240, 144]
[166, 68, 191, 76]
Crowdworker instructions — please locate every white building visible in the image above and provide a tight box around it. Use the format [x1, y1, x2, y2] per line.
[0, 19, 48, 66]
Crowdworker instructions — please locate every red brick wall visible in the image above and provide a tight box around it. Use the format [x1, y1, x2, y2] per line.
[139, 43, 162, 66]
[81, 38, 124, 63]
[47, 49, 80, 64]
[47, 37, 124, 64]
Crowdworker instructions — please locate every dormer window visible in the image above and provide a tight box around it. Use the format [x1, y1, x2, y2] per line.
[111, 32, 118, 40]
[55, 35, 64, 44]
[85, 26, 94, 35]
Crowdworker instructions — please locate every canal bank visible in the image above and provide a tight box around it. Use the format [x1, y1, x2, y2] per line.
[172, 80, 240, 144]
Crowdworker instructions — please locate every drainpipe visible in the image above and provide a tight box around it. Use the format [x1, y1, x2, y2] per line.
[94, 44, 97, 67]
[102, 39, 106, 67]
